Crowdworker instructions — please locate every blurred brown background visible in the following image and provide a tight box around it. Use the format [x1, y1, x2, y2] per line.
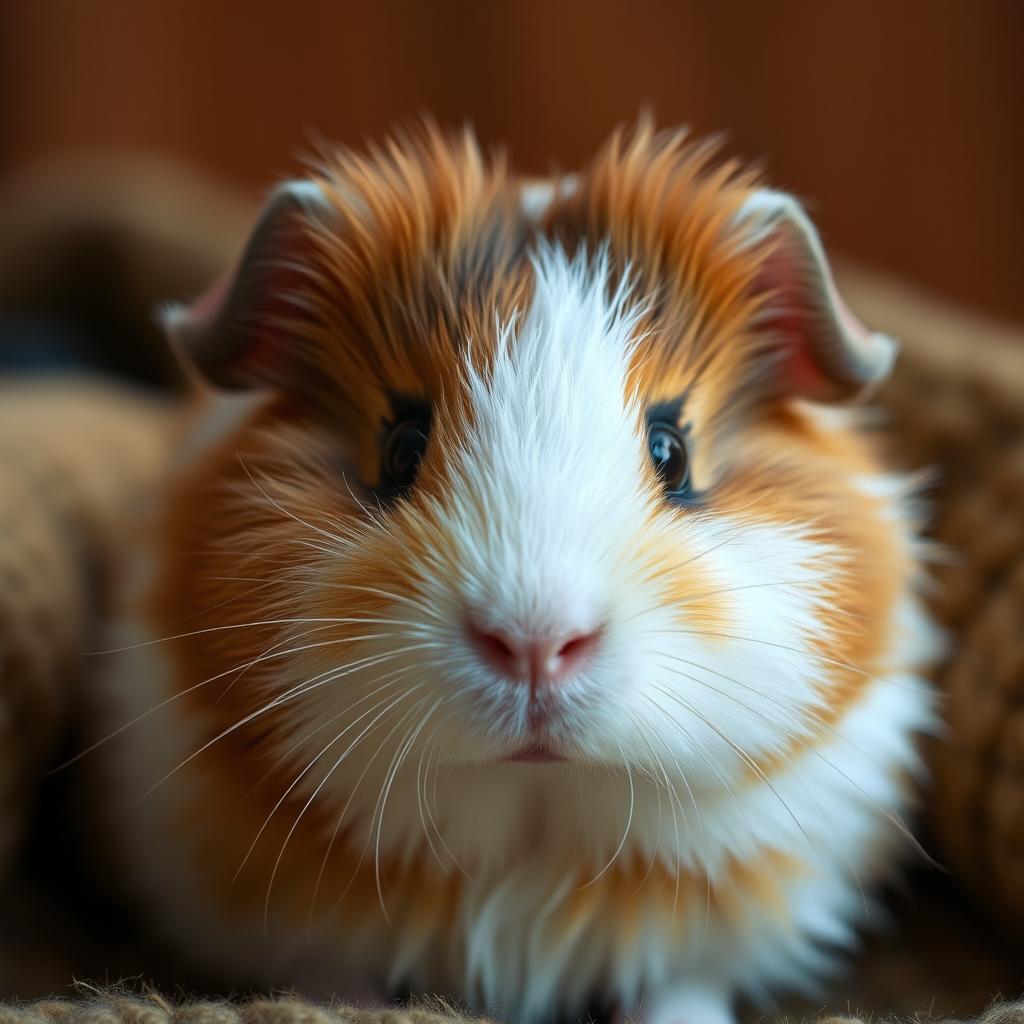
[2, 3, 1024, 1013]
[1, 0, 1022, 321]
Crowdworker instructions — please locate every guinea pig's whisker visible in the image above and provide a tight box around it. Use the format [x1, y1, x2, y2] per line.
[237, 670, 422, 884]
[647, 729, 712, 929]
[146, 653, 406, 803]
[634, 719, 704, 918]
[246, 624, 441, 660]
[648, 682, 829, 878]
[86, 615, 395, 656]
[647, 675, 831, 901]
[283, 535, 352, 559]
[144, 643, 434, 796]
[238, 456, 354, 552]
[340, 469, 383, 525]
[240, 679, 415, 852]
[426, 719, 474, 883]
[651, 653, 804, 722]
[202, 571, 440, 626]
[309, 691, 435, 925]
[166, 576, 284, 625]
[233, 664, 419, 810]
[653, 650, 886, 767]
[372, 694, 446, 919]
[181, 548, 304, 567]
[652, 673, 834, 783]
[425, 722, 472, 881]
[314, 581, 447, 624]
[660, 653, 929, 863]
[654, 521, 751, 577]
[638, 694, 722, 934]
[354, 697, 428, 862]
[263, 682, 428, 931]
[415, 706, 468, 879]
[214, 623, 358, 703]
[803, 746, 935, 868]
[257, 661, 428, 774]
[416, 734, 446, 875]
[623, 717, 672, 893]
[640, 692, 742, 818]
[674, 626, 927, 695]
[214, 622, 426, 703]
[204, 574, 299, 585]
[299, 692, 460, 937]
[646, 735, 694, 847]
[59, 620, 364, 771]
[303, 498, 365, 539]
[181, 628, 419, 709]
[676, 576, 838, 603]
[653, 663, 872, 908]
[575, 744, 636, 891]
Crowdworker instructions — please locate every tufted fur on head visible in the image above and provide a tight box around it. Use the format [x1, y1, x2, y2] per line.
[103, 122, 935, 1023]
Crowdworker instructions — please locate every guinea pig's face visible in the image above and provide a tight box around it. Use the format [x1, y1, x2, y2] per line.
[165, 127, 904, 823]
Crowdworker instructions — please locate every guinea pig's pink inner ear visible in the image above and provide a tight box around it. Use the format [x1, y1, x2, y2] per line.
[735, 189, 897, 404]
[161, 180, 336, 393]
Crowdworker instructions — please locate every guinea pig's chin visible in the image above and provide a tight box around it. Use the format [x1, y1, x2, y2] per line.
[440, 741, 575, 769]
[434, 700, 629, 770]
[482, 730, 589, 767]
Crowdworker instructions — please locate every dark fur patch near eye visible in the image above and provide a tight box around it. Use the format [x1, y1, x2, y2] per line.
[385, 394, 432, 428]
[645, 392, 689, 429]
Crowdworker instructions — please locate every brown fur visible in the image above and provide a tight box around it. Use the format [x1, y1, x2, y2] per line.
[140, 122, 911, 932]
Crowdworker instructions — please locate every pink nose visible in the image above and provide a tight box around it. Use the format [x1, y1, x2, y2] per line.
[468, 621, 601, 688]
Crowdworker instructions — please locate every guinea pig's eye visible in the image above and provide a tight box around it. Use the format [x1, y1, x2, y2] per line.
[647, 423, 691, 496]
[383, 419, 430, 490]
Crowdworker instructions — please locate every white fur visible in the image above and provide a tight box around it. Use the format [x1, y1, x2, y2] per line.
[96, 245, 937, 1022]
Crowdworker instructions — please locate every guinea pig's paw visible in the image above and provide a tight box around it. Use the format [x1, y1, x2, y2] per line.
[641, 985, 735, 1024]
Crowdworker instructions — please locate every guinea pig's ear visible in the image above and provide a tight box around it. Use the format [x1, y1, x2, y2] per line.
[161, 180, 335, 392]
[735, 189, 897, 403]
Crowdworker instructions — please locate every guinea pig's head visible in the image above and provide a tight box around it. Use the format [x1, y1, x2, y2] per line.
[160, 124, 908, 849]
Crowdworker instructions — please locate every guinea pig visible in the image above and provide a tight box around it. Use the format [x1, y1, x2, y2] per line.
[93, 122, 938, 1024]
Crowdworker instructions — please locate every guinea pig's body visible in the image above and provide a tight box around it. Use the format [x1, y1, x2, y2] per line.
[94, 126, 937, 1024]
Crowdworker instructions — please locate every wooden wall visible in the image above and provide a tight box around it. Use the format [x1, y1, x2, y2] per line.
[2, 0, 1021, 321]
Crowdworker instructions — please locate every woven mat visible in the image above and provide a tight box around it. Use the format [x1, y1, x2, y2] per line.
[1, 992, 1023, 1024]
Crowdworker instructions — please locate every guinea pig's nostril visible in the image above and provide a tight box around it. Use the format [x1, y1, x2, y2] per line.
[477, 628, 516, 663]
[550, 629, 601, 680]
[468, 617, 601, 687]
[467, 620, 525, 679]
[556, 631, 598, 662]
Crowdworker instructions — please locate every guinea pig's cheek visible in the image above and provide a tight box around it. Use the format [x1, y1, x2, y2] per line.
[625, 513, 835, 781]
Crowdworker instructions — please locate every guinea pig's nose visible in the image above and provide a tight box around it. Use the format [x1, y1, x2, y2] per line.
[467, 621, 601, 688]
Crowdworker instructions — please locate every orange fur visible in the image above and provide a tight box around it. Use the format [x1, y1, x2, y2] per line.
[139, 122, 916, 954]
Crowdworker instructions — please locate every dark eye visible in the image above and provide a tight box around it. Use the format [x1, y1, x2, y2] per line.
[383, 419, 429, 490]
[648, 423, 691, 495]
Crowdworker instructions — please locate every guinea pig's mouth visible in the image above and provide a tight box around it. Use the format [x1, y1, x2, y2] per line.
[501, 743, 567, 764]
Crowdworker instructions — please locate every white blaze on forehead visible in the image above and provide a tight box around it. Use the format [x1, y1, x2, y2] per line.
[494, 242, 642, 431]
[449, 244, 649, 631]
